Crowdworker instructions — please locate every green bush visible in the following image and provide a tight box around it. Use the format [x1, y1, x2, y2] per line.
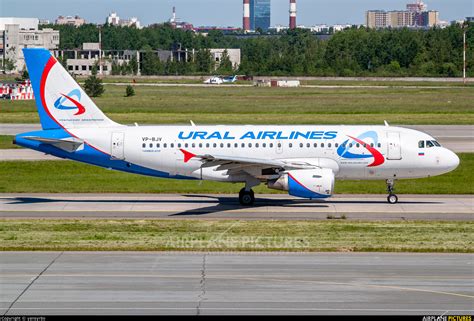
[125, 85, 135, 97]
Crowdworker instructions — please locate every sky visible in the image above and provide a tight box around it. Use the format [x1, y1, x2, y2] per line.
[1, 0, 472, 27]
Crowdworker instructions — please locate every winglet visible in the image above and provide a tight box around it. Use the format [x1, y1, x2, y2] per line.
[180, 149, 196, 163]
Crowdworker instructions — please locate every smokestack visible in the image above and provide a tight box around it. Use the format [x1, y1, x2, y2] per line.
[243, 0, 250, 31]
[290, 0, 297, 29]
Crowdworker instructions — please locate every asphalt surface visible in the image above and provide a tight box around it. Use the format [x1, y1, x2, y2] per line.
[0, 194, 472, 220]
[1, 125, 472, 161]
[1, 252, 473, 315]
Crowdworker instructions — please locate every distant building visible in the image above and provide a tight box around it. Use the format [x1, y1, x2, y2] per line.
[55, 15, 86, 27]
[366, 1, 439, 28]
[55, 44, 240, 76]
[106, 12, 141, 29]
[209, 49, 241, 70]
[0, 17, 59, 73]
[466, 17, 474, 23]
[250, 0, 271, 31]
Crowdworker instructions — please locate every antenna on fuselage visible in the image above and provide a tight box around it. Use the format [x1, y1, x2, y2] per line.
[384, 120, 390, 127]
[190, 120, 196, 127]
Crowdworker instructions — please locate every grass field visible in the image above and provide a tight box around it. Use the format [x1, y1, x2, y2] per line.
[1, 85, 473, 124]
[0, 153, 472, 194]
[0, 135, 20, 149]
[0, 219, 472, 252]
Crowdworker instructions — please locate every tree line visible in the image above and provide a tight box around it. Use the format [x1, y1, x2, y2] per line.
[42, 23, 473, 77]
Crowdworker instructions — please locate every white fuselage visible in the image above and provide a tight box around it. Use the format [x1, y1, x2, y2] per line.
[73, 124, 460, 183]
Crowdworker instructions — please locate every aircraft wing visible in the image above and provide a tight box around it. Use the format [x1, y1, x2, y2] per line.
[180, 149, 318, 173]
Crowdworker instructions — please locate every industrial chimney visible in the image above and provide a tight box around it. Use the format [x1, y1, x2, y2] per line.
[289, 0, 297, 29]
[243, 0, 250, 31]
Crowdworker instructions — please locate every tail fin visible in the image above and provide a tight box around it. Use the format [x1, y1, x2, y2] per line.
[23, 48, 119, 130]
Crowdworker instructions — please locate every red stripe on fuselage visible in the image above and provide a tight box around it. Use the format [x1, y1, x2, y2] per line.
[347, 135, 385, 167]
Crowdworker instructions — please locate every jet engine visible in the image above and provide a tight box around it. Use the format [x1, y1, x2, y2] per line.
[268, 168, 334, 199]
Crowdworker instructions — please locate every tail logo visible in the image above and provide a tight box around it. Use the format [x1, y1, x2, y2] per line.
[337, 131, 385, 167]
[53, 89, 86, 115]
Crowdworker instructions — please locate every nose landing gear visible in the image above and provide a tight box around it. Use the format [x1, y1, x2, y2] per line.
[386, 179, 398, 204]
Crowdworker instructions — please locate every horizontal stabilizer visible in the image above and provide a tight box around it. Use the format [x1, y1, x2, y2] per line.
[23, 136, 84, 152]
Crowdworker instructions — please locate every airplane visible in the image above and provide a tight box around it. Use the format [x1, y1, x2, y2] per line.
[203, 76, 223, 85]
[222, 75, 238, 83]
[14, 48, 460, 206]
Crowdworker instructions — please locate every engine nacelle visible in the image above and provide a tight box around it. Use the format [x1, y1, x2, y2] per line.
[268, 168, 334, 199]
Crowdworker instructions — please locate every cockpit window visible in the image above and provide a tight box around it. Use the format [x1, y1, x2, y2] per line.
[418, 140, 425, 148]
[432, 140, 441, 147]
[426, 140, 435, 148]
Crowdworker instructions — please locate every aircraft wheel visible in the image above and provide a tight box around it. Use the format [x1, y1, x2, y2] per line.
[239, 188, 255, 206]
[387, 194, 398, 204]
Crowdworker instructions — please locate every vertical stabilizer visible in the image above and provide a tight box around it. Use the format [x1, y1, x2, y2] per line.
[23, 48, 119, 130]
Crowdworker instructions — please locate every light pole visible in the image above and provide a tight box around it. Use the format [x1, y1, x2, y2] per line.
[99, 26, 103, 76]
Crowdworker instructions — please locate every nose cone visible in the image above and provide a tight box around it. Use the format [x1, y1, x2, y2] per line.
[443, 149, 460, 172]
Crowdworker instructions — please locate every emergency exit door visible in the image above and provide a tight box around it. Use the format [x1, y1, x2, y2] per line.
[111, 132, 125, 160]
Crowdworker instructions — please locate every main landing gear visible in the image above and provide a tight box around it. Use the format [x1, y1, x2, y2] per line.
[386, 179, 398, 204]
[239, 188, 255, 206]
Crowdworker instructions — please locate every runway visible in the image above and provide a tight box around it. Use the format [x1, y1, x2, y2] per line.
[0, 194, 472, 220]
[1, 252, 472, 315]
[0, 125, 472, 161]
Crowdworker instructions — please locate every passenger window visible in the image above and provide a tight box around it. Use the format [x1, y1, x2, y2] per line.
[370, 143, 374, 148]
[377, 143, 381, 148]
[206, 143, 210, 148]
[178, 143, 181, 148]
[142, 143, 146, 148]
[241, 143, 245, 148]
[185, 143, 189, 148]
[199, 143, 203, 148]
[289, 143, 293, 148]
[270, 143, 274, 148]
[227, 143, 231, 148]
[306, 143, 310, 148]
[192, 143, 195, 148]
[234, 143, 238, 148]
[248, 143, 252, 148]
[335, 143, 338, 148]
[314, 143, 317, 148]
[164, 143, 167, 148]
[157, 143, 160, 148]
[299, 143, 303, 148]
[418, 141, 425, 148]
[328, 143, 332, 148]
[278, 143, 281, 148]
[149, 143, 153, 148]
[220, 143, 224, 148]
[213, 143, 217, 148]
[170, 143, 174, 148]
[263, 143, 266, 148]
[349, 143, 353, 148]
[356, 143, 360, 148]
[321, 143, 324, 148]
[255, 143, 259, 148]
